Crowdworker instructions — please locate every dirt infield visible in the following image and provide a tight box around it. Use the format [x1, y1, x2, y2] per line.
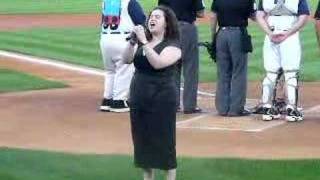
[0, 13, 211, 31]
[1, 55, 320, 159]
[1, 14, 320, 159]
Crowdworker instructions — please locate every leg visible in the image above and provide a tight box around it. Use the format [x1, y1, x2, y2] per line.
[280, 33, 303, 121]
[100, 36, 115, 111]
[179, 22, 199, 111]
[228, 29, 248, 114]
[261, 71, 283, 120]
[274, 71, 287, 113]
[143, 168, 155, 180]
[113, 61, 135, 101]
[284, 71, 299, 107]
[109, 35, 134, 112]
[110, 61, 134, 112]
[215, 30, 232, 115]
[284, 70, 303, 121]
[262, 35, 281, 105]
[166, 169, 176, 180]
[261, 36, 282, 120]
[262, 71, 279, 105]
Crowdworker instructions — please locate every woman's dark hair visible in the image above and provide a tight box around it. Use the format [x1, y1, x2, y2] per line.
[147, 5, 180, 41]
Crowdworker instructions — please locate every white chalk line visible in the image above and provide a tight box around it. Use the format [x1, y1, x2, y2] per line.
[177, 112, 286, 132]
[0, 50, 215, 97]
[176, 113, 211, 125]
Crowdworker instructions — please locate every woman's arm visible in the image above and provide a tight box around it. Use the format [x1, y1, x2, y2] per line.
[142, 44, 181, 69]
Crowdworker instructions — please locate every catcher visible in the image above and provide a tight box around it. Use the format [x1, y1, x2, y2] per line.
[255, 0, 309, 122]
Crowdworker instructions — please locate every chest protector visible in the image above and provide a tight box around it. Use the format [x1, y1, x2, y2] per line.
[262, 0, 300, 32]
[262, 0, 299, 15]
[102, 0, 122, 30]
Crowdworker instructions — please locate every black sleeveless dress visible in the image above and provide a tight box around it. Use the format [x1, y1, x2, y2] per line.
[130, 40, 179, 170]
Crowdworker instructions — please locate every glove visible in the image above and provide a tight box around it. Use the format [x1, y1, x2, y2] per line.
[198, 41, 216, 62]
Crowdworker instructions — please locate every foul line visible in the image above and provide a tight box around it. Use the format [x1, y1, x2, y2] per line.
[176, 113, 211, 125]
[0, 50, 215, 97]
[177, 113, 286, 132]
[304, 105, 320, 113]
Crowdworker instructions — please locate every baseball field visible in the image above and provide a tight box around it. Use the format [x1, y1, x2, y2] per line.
[1, 0, 320, 179]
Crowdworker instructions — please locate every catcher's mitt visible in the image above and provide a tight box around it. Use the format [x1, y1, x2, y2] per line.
[198, 41, 216, 62]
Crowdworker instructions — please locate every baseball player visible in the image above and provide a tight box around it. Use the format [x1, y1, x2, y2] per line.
[256, 0, 309, 121]
[99, 0, 145, 112]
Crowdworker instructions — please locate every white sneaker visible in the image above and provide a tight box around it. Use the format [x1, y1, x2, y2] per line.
[286, 107, 303, 122]
[262, 105, 281, 121]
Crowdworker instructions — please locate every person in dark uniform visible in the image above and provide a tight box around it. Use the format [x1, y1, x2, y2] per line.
[210, 0, 255, 116]
[158, 0, 205, 114]
[315, 0, 320, 47]
[122, 6, 181, 180]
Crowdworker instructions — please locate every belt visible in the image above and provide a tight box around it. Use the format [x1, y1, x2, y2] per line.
[220, 26, 242, 30]
[102, 31, 130, 34]
[178, 21, 193, 25]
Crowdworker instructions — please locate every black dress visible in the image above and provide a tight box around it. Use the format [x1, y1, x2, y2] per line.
[130, 40, 179, 170]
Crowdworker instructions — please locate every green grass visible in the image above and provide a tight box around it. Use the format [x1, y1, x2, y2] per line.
[0, 0, 157, 14]
[0, 148, 320, 180]
[0, 21, 319, 82]
[0, 69, 66, 93]
[0, 0, 319, 82]
[0, 28, 102, 68]
[0, 0, 318, 14]
[0, 0, 218, 15]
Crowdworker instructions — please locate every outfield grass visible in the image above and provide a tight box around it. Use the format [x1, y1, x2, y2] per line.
[0, 0, 159, 14]
[0, 0, 318, 15]
[0, 148, 319, 180]
[0, 21, 319, 82]
[0, 0, 319, 82]
[0, 69, 66, 93]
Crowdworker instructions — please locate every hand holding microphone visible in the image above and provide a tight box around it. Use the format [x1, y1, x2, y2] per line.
[127, 25, 150, 45]
[133, 25, 148, 45]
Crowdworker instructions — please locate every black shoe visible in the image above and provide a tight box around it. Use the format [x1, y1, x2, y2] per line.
[262, 106, 281, 121]
[100, 98, 113, 111]
[184, 107, 202, 114]
[218, 113, 228, 116]
[286, 107, 303, 122]
[110, 100, 130, 113]
[228, 109, 251, 117]
[274, 100, 287, 114]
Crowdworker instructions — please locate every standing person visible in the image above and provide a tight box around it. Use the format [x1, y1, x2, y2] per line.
[315, 0, 320, 47]
[99, 0, 145, 112]
[158, 0, 205, 114]
[256, 0, 309, 121]
[123, 6, 181, 180]
[210, 0, 255, 116]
